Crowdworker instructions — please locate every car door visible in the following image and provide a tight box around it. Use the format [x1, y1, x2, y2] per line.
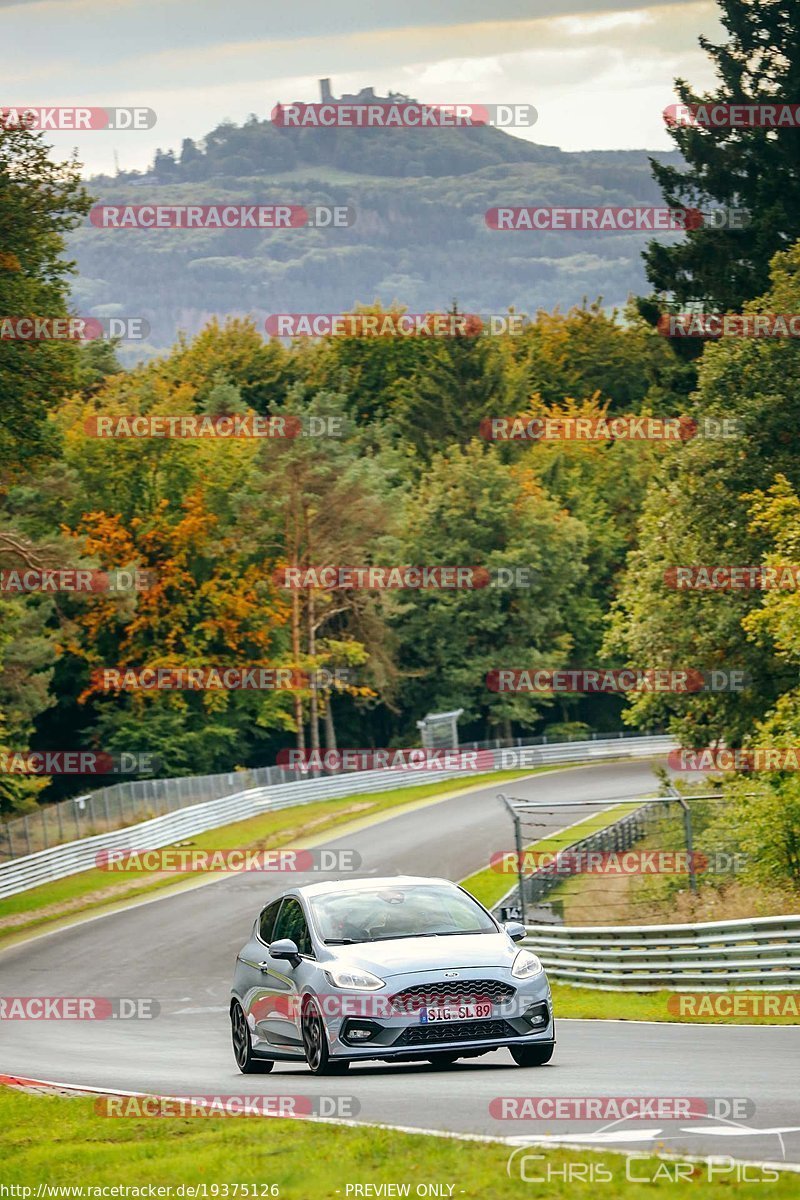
[245, 892, 314, 1051]
[237, 898, 300, 1054]
[260, 897, 316, 1048]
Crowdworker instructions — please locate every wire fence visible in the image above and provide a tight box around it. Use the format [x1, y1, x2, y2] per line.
[494, 791, 744, 926]
[0, 735, 675, 898]
[0, 729, 663, 864]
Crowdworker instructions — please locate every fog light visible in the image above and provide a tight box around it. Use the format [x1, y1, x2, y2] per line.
[523, 1001, 549, 1027]
[342, 1019, 380, 1043]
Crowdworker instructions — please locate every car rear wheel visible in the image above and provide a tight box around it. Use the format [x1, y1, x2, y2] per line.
[510, 1043, 554, 1067]
[231, 1000, 274, 1074]
[302, 998, 350, 1075]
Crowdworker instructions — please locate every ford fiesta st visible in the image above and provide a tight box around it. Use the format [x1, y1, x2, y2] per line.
[230, 875, 554, 1074]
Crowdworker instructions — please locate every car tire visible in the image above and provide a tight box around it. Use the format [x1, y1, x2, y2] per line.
[231, 1000, 274, 1074]
[510, 1042, 554, 1067]
[302, 998, 350, 1075]
[426, 1054, 460, 1068]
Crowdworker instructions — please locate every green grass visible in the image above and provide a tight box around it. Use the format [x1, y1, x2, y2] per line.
[551, 983, 800, 1025]
[461, 800, 642, 909]
[0, 767, 546, 947]
[1, 1088, 794, 1196]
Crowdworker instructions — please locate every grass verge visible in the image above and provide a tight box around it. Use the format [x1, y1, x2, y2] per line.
[550, 983, 800, 1025]
[0, 768, 544, 948]
[0, 1087, 794, 1196]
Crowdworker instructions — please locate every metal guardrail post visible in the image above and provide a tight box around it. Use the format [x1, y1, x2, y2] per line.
[668, 784, 697, 894]
[498, 793, 526, 925]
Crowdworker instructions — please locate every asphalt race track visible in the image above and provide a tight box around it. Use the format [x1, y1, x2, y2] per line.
[1, 760, 798, 1166]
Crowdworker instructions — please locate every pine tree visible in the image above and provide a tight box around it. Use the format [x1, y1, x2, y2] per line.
[642, 0, 800, 313]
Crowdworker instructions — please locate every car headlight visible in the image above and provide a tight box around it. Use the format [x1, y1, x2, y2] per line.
[512, 950, 544, 979]
[325, 966, 385, 990]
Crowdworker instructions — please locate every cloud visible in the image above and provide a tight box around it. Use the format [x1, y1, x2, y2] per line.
[0, 1, 723, 172]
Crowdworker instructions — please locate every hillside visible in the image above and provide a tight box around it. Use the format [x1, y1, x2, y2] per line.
[69, 109, 683, 356]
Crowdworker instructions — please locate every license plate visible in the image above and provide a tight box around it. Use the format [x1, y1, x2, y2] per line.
[420, 1002, 493, 1023]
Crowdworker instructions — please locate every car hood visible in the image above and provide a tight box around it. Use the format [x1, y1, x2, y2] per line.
[327, 932, 519, 979]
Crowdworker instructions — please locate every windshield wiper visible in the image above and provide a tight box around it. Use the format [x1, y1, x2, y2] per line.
[432, 929, 490, 936]
[326, 929, 490, 945]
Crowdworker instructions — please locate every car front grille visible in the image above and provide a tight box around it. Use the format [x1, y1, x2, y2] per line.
[395, 1019, 519, 1045]
[389, 979, 515, 1015]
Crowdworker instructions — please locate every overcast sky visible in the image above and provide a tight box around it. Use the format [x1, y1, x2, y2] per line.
[1, 0, 722, 175]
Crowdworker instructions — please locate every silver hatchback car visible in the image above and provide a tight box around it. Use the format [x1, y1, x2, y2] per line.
[230, 875, 554, 1074]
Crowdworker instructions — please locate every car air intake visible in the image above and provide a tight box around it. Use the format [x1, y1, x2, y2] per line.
[395, 1019, 519, 1045]
[389, 980, 516, 1014]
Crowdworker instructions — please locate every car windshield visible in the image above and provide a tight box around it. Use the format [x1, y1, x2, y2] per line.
[309, 884, 497, 944]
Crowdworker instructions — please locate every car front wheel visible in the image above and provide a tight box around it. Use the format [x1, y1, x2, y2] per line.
[302, 998, 350, 1075]
[511, 1042, 554, 1067]
[427, 1054, 460, 1068]
[231, 1000, 274, 1074]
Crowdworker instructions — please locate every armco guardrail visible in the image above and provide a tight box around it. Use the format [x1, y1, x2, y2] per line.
[523, 914, 800, 991]
[0, 728, 668, 861]
[0, 734, 674, 899]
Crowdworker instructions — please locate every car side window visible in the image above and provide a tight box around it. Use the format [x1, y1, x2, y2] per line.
[272, 897, 313, 956]
[258, 899, 282, 945]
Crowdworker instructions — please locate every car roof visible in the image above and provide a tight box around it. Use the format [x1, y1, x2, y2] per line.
[291, 875, 457, 899]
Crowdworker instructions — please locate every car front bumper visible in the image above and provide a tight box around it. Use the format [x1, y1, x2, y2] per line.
[317, 969, 553, 1061]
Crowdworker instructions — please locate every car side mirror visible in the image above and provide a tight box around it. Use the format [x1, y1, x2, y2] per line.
[269, 938, 302, 967]
[504, 921, 526, 942]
